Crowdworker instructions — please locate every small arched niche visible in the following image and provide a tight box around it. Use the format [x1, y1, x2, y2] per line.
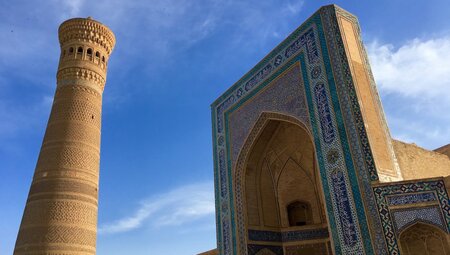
[287, 201, 312, 227]
[399, 222, 450, 255]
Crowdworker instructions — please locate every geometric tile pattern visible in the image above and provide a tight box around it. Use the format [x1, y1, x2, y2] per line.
[248, 228, 329, 242]
[319, 7, 388, 254]
[387, 192, 436, 206]
[228, 61, 310, 164]
[247, 245, 283, 255]
[391, 206, 447, 233]
[373, 179, 450, 255]
[211, 5, 389, 255]
[210, 5, 450, 255]
[285, 242, 330, 255]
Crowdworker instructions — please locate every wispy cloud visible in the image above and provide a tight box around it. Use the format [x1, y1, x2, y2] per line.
[57, 0, 85, 17]
[386, 113, 450, 146]
[98, 181, 214, 235]
[367, 36, 450, 149]
[0, 0, 307, 101]
[368, 37, 450, 100]
[283, 0, 304, 15]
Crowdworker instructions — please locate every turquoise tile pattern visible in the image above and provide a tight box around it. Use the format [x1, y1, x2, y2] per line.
[373, 179, 450, 254]
[210, 5, 392, 255]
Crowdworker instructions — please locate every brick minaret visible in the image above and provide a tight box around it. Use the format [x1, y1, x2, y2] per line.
[14, 17, 115, 255]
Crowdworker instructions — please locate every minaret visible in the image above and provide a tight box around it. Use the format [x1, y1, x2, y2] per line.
[14, 17, 115, 255]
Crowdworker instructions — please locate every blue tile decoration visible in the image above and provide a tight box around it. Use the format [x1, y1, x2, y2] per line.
[248, 228, 329, 242]
[314, 82, 336, 144]
[387, 192, 436, 206]
[222, 218, 231, 255]
[285, 28, 319, 62]
[244, 64, 273, 92]
[228, 63, 309, 164]
[331, 170, 358, 247]
[391, 206, 447, 233]
[326, 149, 339, 165]
[285, 243, 330, 255]
[210, 5, 387, 255]
[248, 230, 282, 243]
[319, 6, 388, 253]
[311, 65, 322, 79]
[373, 179, 450, 254]
[282, 228, 329, 242]
[218, 149, 227, 199]
[247, 245, 283, 255]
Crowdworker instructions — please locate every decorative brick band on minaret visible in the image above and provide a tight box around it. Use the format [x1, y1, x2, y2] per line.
[14, 17, 115, 255]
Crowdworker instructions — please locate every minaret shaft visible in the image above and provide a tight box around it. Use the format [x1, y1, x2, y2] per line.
[14, 18, 115, 255]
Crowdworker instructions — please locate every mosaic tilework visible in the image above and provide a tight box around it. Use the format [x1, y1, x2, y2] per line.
[247, 245, 283, 255]
[299, 11, 371, 254]
[285, 242, 330, 255]
[211, 5, 382, 255]
[228, 63, 309, 164]
[320, 6, 388, 254]
[248, 230, 282, 243]
[330, 170, 358, 246]
[373, 179, 450, 254]
[229, 51, 367, 254]
[314, 83, 335, 144]
[319, 7, 378, 181]
[387, 192, 436, 206]
[282, 228, 329, 242]
[248, 228, 329, 242]
[391, 206, 447, 233]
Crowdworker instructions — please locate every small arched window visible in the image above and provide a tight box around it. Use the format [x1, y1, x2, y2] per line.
[68, 47, 74, 55]
[287, 201, 312, 227]
[102, 56, 105, 62]
[77, 47, 83, 54]
[86, 48, 93, 60]
[95, 51, 100, 58]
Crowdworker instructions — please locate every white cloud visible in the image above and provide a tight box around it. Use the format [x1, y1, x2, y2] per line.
[367, 36, 450, 149]
[368, 37, 450, 100]
[98, 181, 215, 235]
[283, 0, 304, 15]
[59, 0, 85, 17]
[386, 114, 450, 146]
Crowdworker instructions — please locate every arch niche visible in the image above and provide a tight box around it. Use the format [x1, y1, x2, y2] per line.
[235, 112, 331, 253]
[398, 222, 450, 255]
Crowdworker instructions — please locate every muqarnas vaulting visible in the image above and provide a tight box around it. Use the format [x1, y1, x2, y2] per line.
[207, 4, 450, 255]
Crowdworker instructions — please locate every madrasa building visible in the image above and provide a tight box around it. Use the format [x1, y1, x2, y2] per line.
[204, 4, 450, 255]
[13, 4, 450, 255]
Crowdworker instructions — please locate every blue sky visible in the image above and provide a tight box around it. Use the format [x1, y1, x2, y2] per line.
[1, 0, 450, 254]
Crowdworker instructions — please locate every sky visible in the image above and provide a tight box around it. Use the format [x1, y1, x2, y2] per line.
[1, 0, 450, 254]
